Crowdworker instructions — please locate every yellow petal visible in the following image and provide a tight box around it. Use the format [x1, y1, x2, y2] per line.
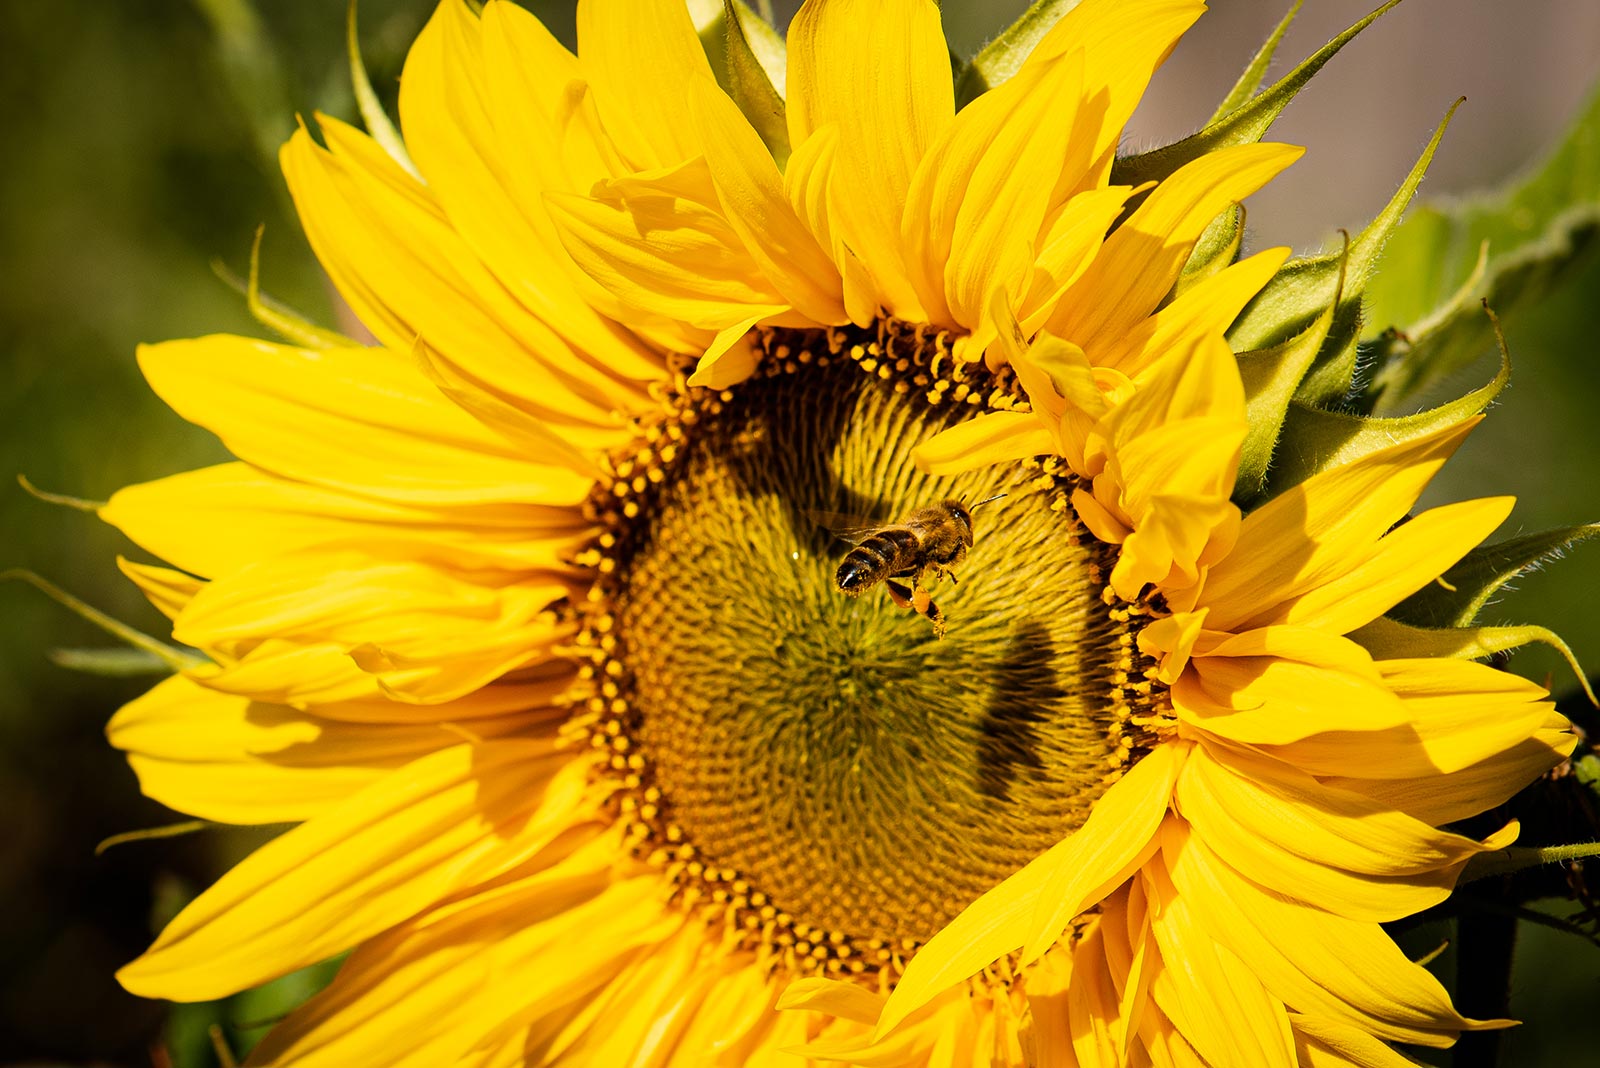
[687, 309, 779, 389]
[1047, 143, 1302, 354]
[913, 410, 1054, 476]
[1175, 741, 1509, 921]
[399, 1, 665, 387]
[119, 742, 593, 1000]
[1327, 721, 1574, 827]
[1290, 1013, 1450, 1068]
[900, 49, 1087, 331]
[775, 976, 884, 1024]
[1017, 186, 1140, 338]
[1161, 823, 1496, 1047]
[108, 675, 545, 825]
[1200, 419, 1479, 632]
[248, 843, 681, 1068]
[1140, 859, 1297, 1067]
[137, 336, 590, 507]
[117, 558, 203, 621]
[547, 159, 788, 333]
[688, 77, 845, 324]
[1253, 496, 1514, 634]
[575, 0, 713, 171]
[480, 0, 688, 352]
[1023, 739, 1189, 962]
[1172, 627, 1410, 745]
[1092, 247, 1290, 376]
[280, 119, 639, 435]
[1030, 0, 1207, 193]
[103, 462, 590, 581]
[786, 0, 953, 318]
[878, 741, 1187, 1036]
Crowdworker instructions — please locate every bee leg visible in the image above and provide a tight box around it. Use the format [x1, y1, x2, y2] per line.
[884, 579, 915, 611]
[904, 583, 948, 640]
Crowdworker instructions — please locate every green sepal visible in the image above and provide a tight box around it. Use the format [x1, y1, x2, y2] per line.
[1391, 521, 1600, 630]
[212, 227, 354, 351]
[18, 474, 105, 513]
[3, 569, 203, 673]
[95, 819, 213, 856]
[953, 0, 1078, 108]
[711, 0, 790, 167]
[1175, 206, 1245, 297]
[1263, 329, 1507, 497]
[1228, 101, 1461, 408]
[1362, 82, 1600, 409]
[1349, 615, 1597, 706]
[1112, 0, 1402, 189]
[348, 0, 420, 180]
[1208, 0, 1303, 125]
[1461, 841, 1600, 885]
[1233, 249, 1341, 501]
[49, 647, 175, 677]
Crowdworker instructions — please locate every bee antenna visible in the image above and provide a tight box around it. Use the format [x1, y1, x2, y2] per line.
[971, 493, 1006, 510]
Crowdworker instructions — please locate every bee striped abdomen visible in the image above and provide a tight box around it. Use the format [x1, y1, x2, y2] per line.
[836, 528, 917, 593]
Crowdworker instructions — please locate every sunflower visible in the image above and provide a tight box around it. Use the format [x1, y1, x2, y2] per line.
[101, 0, 1576, 1065]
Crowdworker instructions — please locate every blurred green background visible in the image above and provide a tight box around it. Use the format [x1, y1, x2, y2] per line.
[1, 1, 1596, 1065]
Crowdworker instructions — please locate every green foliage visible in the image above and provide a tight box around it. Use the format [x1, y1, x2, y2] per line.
[348, 0, 420, 179]
[96, 820, 214, 855]
[49, 647, 175, 677]
[1264, 335, 1507, 498]
[703, 0, 791, 166]
[2, 570, 201, 672]
[1234, 261, 1338, 500]
[1462, 841, 1600, 884]
[1362, 83, 1600, 409]
[1229, 103, 1461, 400]
[1350, 615, 1596, 705]
[1208, 1, 1302, 125]
[1112, 0, 1403, 190]
[212, 227, 353, 350]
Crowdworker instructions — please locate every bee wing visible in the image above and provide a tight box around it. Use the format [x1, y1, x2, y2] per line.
[804, 509, 891, 546]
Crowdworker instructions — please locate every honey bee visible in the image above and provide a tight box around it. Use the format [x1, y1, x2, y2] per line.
[827, 494, 1004, 638]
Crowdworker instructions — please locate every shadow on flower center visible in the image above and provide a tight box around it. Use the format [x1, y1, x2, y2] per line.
[574, 324, 1161, 978]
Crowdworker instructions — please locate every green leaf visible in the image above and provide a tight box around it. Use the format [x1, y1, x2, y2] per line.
[18, 473, 105, 512]
[1349, 615, 1597, 706]
[953, 0, 1083, 108]
[1234, 256, 1340, 501]
[1227, 100, 1462, 403]
[348, 0, 420, 180]
[1392, 522, 1600, 631]
[1362, 82, 1600, 409]
[1462, 842, 1600, 884]
[1208, 0, 1303, 125]
[1263, 328, 1507, 496]
[1112, 0, 1402, 188]
[49, 647, 174, 677]
[3, 570, 203, 673]
[719, 0, 790, 167]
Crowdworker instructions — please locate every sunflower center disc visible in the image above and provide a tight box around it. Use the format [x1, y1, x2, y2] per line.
[615, 347, 1127, 945]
